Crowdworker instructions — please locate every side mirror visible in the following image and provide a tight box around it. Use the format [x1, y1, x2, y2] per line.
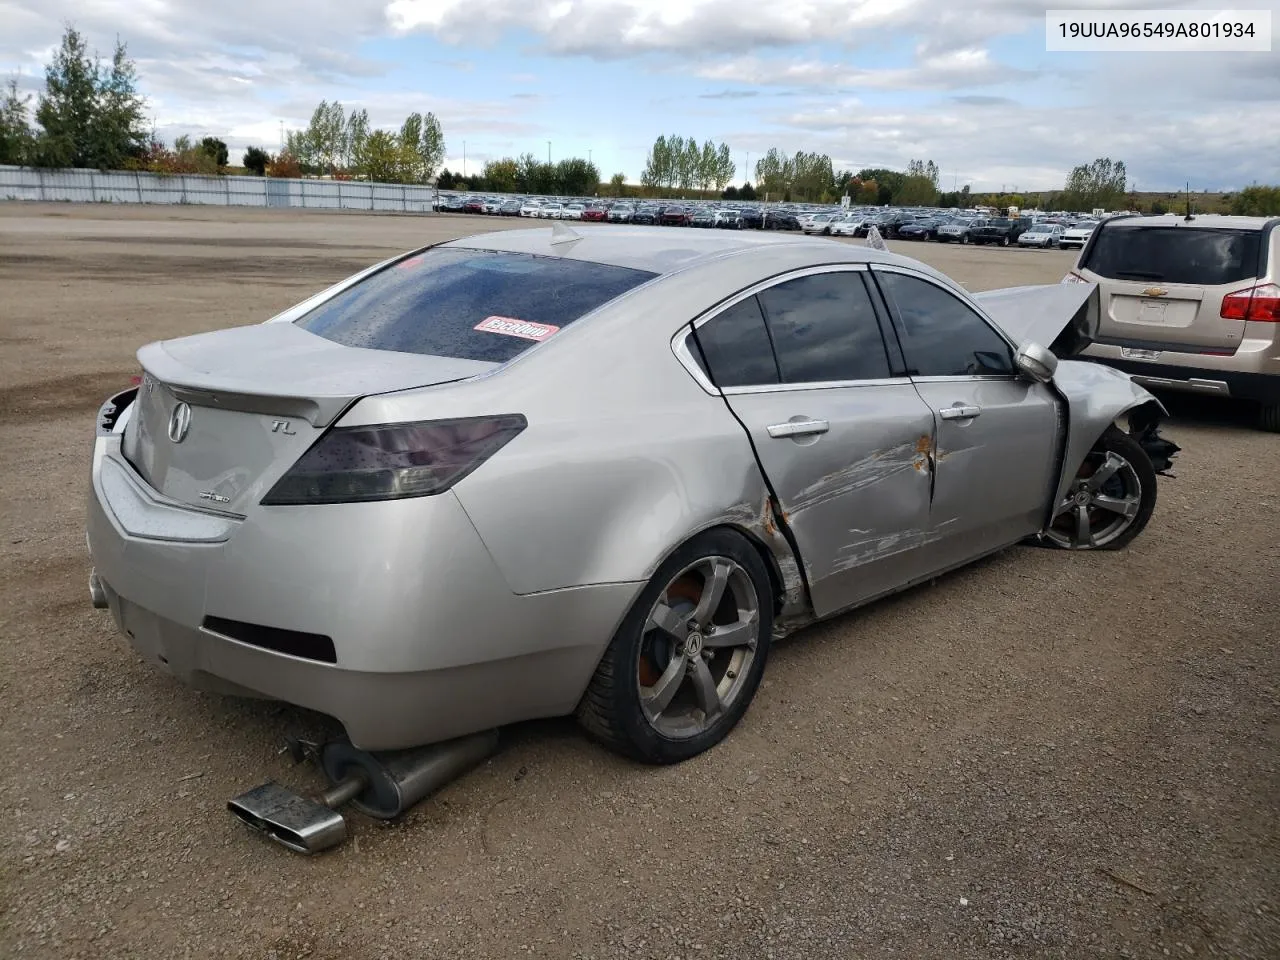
[1015, 341, 1058, 383]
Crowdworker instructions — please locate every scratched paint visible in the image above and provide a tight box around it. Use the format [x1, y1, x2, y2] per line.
[829, 517, 959, 574]
[790, 439, 924, 514]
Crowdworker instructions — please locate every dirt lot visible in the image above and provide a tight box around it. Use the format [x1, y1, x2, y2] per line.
[1, 204, 1276, 959]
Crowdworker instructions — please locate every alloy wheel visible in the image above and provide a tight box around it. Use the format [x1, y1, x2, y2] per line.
[637, 557, 761, 739]
[1044, 451, 1144, 549]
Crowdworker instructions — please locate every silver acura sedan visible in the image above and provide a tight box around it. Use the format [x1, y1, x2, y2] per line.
[87, 226, 1177, 765]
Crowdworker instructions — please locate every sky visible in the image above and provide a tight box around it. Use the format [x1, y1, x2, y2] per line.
[1, 0, 1277, 192]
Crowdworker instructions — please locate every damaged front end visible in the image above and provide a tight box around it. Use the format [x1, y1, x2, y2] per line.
[1126, 401, 1181, 476]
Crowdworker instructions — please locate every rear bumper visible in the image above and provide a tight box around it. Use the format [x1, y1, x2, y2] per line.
[1083, 344, 1280, 404]
[87, 435, 639, 750]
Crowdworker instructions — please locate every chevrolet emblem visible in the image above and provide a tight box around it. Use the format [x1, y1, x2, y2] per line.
[1142, 287, 1168, 297]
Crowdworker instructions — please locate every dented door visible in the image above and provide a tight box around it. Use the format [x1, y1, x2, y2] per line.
[911, 378, 1059, 568]
[723, 384, 938, 618]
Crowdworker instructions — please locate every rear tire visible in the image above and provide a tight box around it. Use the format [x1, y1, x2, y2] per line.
[1260, 403, 1280, 433]
[576, 529, 773, 764]
[1042, 428, 1157, 551]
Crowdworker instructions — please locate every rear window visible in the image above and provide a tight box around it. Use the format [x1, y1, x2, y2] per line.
[1084, 226, 1261, 285]
[296, 248, 657, 362]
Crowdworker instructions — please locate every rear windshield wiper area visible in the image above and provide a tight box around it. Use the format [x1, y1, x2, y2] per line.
[1114, 271, 1166, 280]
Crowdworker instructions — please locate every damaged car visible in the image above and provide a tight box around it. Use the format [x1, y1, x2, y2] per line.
[87, 226, 1178, 784]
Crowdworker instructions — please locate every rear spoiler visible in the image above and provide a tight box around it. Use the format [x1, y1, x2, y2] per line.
[974, 283, 1100, 359]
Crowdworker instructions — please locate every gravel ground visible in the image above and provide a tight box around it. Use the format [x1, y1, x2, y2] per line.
[1, 204, 1277, 960]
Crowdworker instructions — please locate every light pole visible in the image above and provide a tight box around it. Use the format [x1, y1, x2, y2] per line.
[547, 141, 551, 165]
[463, 141, 466, 178]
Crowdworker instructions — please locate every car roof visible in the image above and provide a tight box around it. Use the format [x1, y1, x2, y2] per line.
[1101, 214, 1274, 231]
[443, 224, 927, 276]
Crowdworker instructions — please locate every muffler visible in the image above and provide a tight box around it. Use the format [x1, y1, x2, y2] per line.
[227, 729, 499, 854]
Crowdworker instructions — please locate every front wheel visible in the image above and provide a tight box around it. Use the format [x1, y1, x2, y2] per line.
[1042, 428, 1157, 550]
[960, 234, 970, 245]
[577, 530, 773, 764]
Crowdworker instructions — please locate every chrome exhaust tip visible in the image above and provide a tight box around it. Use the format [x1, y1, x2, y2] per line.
[227, 782, 349, 855]
[88, 570, 108, 609]
[229, 729, 500, 854]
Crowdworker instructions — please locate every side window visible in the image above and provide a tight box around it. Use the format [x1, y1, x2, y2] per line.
[756, 272, 891, 383]
[876, 272, 1014, 377]
[692, 295, 780, 387]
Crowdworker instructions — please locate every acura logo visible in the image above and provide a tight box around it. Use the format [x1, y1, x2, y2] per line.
[168, 401, 192, 443]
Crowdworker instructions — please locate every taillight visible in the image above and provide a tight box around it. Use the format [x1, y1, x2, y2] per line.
[261, 415, 527, 505]
[1220, 282, 1280, 322]
[1061, 272, 1087, 284]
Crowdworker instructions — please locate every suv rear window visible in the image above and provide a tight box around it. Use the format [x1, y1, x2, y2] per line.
[1083, 225, 1262, 286]
[296, 248, 656, 362]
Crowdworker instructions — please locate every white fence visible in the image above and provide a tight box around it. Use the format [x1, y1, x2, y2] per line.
[0, 165, 439, 213]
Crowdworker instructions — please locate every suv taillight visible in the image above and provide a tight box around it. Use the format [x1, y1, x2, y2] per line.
[262, 415, 527, 505]
[1221, 282, 1280, 322]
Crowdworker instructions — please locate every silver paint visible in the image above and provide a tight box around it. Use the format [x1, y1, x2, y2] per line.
[87, 227, 1168, 752]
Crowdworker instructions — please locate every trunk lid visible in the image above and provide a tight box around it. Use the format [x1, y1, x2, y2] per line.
[122, 323, 495, 514]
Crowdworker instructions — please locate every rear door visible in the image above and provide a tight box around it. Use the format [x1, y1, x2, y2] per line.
[691, 266, 937, 618]
[1079, 221, 1264, 353]
[872, 267, 1060, 567]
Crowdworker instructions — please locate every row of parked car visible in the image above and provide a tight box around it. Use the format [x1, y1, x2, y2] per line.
[437, 192, 1104, 249]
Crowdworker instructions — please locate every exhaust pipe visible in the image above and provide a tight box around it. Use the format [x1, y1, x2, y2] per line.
[227, 729, 499, 854]
[89, 570, 108, 609]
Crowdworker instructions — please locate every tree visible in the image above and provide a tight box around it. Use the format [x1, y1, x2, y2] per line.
[738, 181, 757, 201]
[1062, 157, 1127, 211]
[301, 100, 346, 174]
[266, 151, 301, 178]
[0, 78, 33, 165]
[722, 185, 739, 200]
[400, 112, 424, 179]
[418, 111, 444, 181]
[1229, 185, 1280, 216]
[609, 172, 626, 196]
[698, 139, 716, 192]
[555, 157, 600, 196]
[755, 148, 789, 198]
[32, 27, 148, 169]
[681, 139, 699, 192]
[437, 168, 456, 190]
[482, 157, 519, 193]
[242, 145, 269, 176]
[356, 129, 413, 183]
[714, 142, 735, 190]
[344, 109, 368, 170]
[91, 40, 148, 170]
[199, 136, 228, 167]
[858, 168, 903, 206]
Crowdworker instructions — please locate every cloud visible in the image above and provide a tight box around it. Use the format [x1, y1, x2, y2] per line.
[950, 95, 1017, 106]
[697, 48, 1034, 91]
[747, 97, 1280, 192]
[1, 0, 1277, 188]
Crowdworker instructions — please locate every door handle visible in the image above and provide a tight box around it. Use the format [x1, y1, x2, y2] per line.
[938, 404, 981, 420]
[767, 418, 830, 438]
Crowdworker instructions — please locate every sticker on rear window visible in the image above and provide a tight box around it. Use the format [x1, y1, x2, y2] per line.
[474, 316, 560, 342]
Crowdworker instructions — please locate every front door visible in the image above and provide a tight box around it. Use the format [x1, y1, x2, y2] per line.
[872, 268, 1060, 569]
[691, 268, 938, 617]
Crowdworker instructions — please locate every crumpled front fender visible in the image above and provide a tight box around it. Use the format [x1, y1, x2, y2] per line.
[1050, 359, 1178, 508]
